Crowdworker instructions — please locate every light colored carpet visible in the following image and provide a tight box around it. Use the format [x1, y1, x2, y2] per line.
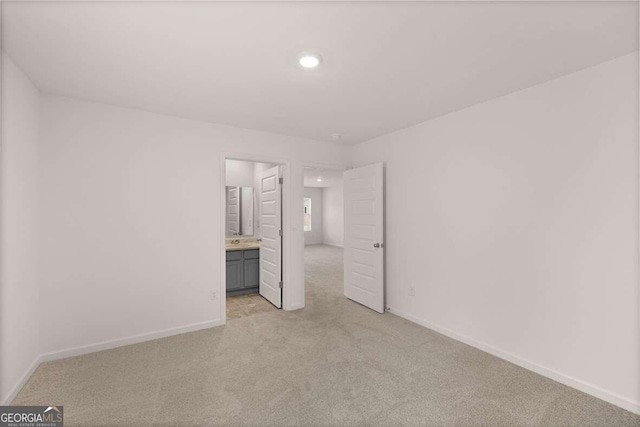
[12, 245, 640, 426]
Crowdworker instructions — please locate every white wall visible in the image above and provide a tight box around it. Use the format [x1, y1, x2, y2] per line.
[303, 187, 323, 245]
[322, 184, 344, 247]
[37, 94, 349, 356]
[352, 53, 640, 412]
[0, 55, 41, 403]
[225, 159, 254, 188]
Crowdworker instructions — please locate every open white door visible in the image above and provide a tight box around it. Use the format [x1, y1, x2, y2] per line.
[259, 165, 282, 308]
[226, 186, 240, 236]
[344, 163, 385, 313]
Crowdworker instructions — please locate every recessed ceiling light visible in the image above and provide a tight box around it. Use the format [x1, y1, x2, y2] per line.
[298, 53, 322, 69]
[330, 134, 342, 141]
[317, 178, 323, 182]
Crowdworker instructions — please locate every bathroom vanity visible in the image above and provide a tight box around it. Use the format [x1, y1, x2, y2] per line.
[226, 240, 260, 296]
[225, 182, 261, 296]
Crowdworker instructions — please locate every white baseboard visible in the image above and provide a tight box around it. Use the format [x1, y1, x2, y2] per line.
[2, 357, 41, 405]
[322, 242, 344, 248]
[2, 318, 225, 405]
[387, 307, 640, 415]
[304, 242, 343, 248]
[39, 318, 225, 362]
[285, 303, 305, 311]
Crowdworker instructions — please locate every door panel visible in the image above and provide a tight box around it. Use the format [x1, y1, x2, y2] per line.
[344, 163, 385, 313]
[259, 165, 282, 308]
[244, 257, 260, 288]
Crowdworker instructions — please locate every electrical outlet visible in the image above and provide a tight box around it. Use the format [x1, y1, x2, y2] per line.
[409, 286, 415, 297]
[210, 290, 218, 301]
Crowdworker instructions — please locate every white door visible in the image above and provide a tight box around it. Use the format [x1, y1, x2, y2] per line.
[259, 165, 282, 308]
[344, 163, 385, 313]
[226, 186, 240, 236]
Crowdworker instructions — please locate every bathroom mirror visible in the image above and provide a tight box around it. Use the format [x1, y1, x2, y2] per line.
[225, 186, 254, 237]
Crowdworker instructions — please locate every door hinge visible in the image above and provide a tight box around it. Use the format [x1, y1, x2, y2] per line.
[279, 229, 283, 237]
[278, 177, 283, 184]
[278, 281, 283, 289]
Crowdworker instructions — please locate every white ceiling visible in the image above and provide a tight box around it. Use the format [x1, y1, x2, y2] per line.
[3, 2, 638, 145]
[304, 168, 344, 188]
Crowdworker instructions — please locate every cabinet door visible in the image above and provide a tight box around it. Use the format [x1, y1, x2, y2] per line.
[243, 258, 260, 288]
[226, 259, 243, 291]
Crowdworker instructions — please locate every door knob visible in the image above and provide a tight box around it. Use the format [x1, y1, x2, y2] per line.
[373, 243, 383, 248]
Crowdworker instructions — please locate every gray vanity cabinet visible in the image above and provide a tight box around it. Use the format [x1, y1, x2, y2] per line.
[226, 249, 260, 295]
[225, 252, 243, 292]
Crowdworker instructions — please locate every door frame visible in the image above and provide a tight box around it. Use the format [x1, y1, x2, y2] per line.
[220, 152, 290, 322]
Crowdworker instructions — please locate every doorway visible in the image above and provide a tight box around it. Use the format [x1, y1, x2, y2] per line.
[222, 156, 286, 321]
[303, 162, 386, 315]
[302, 166, 346, 309]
